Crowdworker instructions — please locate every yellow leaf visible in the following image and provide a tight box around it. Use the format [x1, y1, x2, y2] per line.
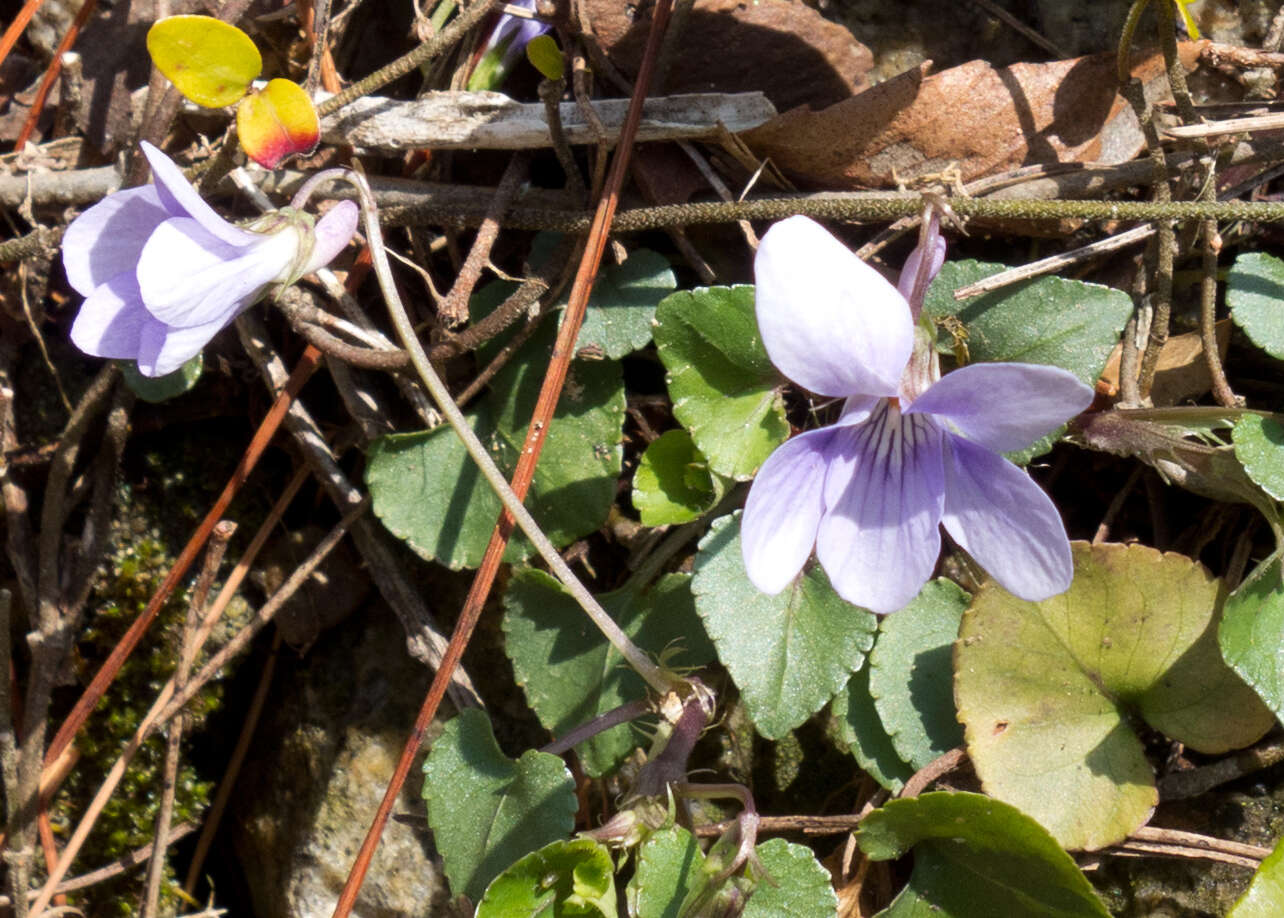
[146, 15, 261, 108]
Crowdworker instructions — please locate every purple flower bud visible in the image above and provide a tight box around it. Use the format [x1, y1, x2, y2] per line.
[62, 141, 358, 377]
[741, 216, 1094, 614]
[484, 0, 552, 70]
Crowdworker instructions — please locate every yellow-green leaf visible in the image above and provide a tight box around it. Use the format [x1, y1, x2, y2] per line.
[956, 542, 1273, 851]
[526, 34, 564, 81]
[236, 78, 321, 169]
[146, 15, 261, 108]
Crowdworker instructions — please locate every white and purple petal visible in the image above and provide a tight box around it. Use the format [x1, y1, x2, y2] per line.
[301, 201, 360, 275]
[896, 232, 947, 302]
[62, 186, 169, 296]
[816, 404, 946, 614]
[741, 425, 837, 595]
[135, 311, 239, 377]
[139, 141, 259, 248]
[69, 271, 151, 359]
[487, 1, 552, 68]
[136, 217, 299, 327]
[754, 216, 912, 399]
[940, 434, 1073, 601]
[906, 362, 1094, 452]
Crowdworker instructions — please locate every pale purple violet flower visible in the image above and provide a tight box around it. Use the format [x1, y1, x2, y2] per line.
[62, 141, 359, 377]
[485, 0, 552, 70]
[741, 216, 1094, 615]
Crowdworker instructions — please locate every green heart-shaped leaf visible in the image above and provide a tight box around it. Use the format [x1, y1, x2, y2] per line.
[858, 792, 1109, 917]
[869, 579, 968, 771]
[1220, 554, 1284, 724]
[366, 298, 625, 569]
[691, 513, 876, 739]
[1228, 252, 1284, 360]
[654, 286, 789, 480]
[627, 826, 836, 918]
[957, 542, 1274, 850]
[924, 260, 1131, 463]
[422, 708, 577, 903]
[632, 429, 723, 526]
[477, 838, 617, 918]
[831, 664, 914, 793]
[1229, 838, 1284, 917]
[1233, 414, 1284, 502]
[502, 571, 713, 777]
[567, 248, 676, 359]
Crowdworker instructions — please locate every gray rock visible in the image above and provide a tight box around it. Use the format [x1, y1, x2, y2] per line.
[233, 599, 452, 918]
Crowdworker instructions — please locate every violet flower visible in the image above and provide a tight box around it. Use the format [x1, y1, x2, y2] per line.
[741, 216, 1094, 615]
[62, 141, 358, 377]
[485, 0, 551, 70]
[467, 0, 552, 90]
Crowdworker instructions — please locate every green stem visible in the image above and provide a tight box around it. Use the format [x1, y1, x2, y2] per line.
[1118, 0, 1153, 82]
[383, 193, 1284, 233]
[342, 169, 674, 696]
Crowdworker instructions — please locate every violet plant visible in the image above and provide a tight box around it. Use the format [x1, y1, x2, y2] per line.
[62, 141, 358, 377]
[740, 215, 1094, 614]
[466, 0, 553, 91]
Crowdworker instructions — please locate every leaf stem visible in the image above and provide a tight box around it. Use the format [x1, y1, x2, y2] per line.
[344, 169, 673, 692]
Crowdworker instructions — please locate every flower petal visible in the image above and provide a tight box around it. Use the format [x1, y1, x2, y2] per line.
[896, 233, 947, 301]
[816, 406, 945, 614]
[941, 434, 1073, 601]
[741, 426, 836, 594]
[139, 141, 258, 248]
[62, 186, 168, 296]
[137, 217, 297, 327]
[135, 311, 237, 377]
[905, 362, 1094, 452]
[69, 272, 151, 359]
[300, 200, 359, 275]
[754, 216, 912, 399]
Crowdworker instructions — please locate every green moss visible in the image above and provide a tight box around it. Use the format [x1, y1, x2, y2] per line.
[50, 483, 245, 916]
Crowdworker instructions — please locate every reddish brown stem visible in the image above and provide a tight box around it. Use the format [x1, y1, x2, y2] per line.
[0, 0, 48, 74]
[43, 347, 322, 769]
[327, 1, 676, 913]
[14, 0, 98, 150]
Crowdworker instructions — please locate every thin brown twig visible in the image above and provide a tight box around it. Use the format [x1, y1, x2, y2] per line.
[540, 77, 588, 202]
[43, 350, 323, 773]
[28, 502, 366, 915]
[1199, 219, 1240, 408]
[14, 0, 98, 150]
[1160, 737, 1284, 799]
[439, 153, 530, 325]
[182, 632, 282, 897]
[141, 522, 235, 918]
[898, 748, 967, 799]
[0, 823, 198, 905]
[328, 3, 676, 913]
[965, 0, 1070, 58]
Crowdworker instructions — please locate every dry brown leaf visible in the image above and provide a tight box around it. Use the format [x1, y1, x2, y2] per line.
[1098, 319, 1232, 406]
[742, 45, 1202, 190]
[631, 142, 707, 205]
[584, 0, 872, 113]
